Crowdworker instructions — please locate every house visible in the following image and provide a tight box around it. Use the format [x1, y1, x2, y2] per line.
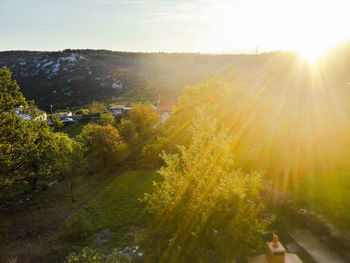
[157, 99, 176, 124]
[57, 111, 72, 117]
[109, 105, 132, 117]
[249, 234, 302, 263]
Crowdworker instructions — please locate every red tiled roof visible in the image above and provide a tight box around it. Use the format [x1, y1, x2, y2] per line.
[158, 99, 176, 112]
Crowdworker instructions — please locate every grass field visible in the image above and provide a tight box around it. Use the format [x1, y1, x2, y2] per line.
[58, 121, 90, 138]
[0, 169, 160, 263]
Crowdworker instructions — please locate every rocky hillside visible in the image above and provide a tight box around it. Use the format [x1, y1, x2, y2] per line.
[0, 50, 275, 110]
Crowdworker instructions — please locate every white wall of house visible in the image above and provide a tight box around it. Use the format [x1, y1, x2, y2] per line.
[160, 111, 171, 124]
[111, 108, 124, 116]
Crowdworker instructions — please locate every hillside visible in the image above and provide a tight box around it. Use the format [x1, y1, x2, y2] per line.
[0, 169, 160, 263]
[0, 50, 277, 110]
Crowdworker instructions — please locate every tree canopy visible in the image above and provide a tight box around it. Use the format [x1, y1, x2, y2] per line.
[0, 67, 82, 196]
[142, 114, 266, 262]
[79, 124, 127, 172]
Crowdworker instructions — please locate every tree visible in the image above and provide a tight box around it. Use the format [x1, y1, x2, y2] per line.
[118, 119, 137, 144]
[89, 101, 106, 113]
[98, 112, 116, 126]
[0, 67, 27, 114]
[163, 77, 233, 149]
[118, 105, 158, 162]
[54, 133, 85, 202]
[142, 115, 266, 262]
[0, 68, 28, 191]
[127, 104, 158, 138]
[79, 124, 127, 172]
[0, 68, 81, 195]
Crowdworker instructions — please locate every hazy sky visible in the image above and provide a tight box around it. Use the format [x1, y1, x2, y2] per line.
[1, 0, 349, 53]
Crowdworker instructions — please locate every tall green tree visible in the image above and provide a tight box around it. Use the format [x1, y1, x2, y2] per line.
[54, 133, 86, 202]
[127, 104, 158, 138]
[118, 104, 158, 161]
[0, 68, 82, 195]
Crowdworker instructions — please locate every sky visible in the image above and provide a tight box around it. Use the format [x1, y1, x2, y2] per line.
[1, 0, 349, 53]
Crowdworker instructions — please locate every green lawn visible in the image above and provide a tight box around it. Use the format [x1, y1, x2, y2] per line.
[58, 121, 90, 138]
[0, 169, 160, 263]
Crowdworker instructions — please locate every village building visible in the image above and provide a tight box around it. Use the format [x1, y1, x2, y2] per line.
[249, 234, 302, 263]
[109, 105, 132, 117]
[157, 99, 176, 124]
[56, 111, 72, 117]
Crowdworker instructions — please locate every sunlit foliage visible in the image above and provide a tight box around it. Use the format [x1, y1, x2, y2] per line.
[118, 104, 158, 162]
[127, 104, 158, 138]
[158, 65, 350, 228]
[54, 134, 86, 202]
[80, 124, 127, 172]
[143, 114, 266, 262]
[0, 68, 82, 195]
[53, 118, 64, 129]
[98, 112, 116, 126]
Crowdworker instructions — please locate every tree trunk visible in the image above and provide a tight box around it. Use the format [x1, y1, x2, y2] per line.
[70, 181, 75, 202]
[31, 178, 38, 191]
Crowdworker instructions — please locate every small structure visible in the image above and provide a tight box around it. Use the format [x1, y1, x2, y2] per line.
[15, 106, 47, 122]
[249, 234, 302, 263]
[109, 105, 132, 117]
[56, 111, 72, 117]
[33, 111, 47, 121]
[157, 99, 176, 124]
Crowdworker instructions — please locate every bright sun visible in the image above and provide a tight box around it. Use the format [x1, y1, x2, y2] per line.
[297, 45, 329, 64]
[203, 0, 349, 62]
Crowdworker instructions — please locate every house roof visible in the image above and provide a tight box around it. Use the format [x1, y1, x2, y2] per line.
[158, 99, 176, 112]
[110, 105, 125, 110]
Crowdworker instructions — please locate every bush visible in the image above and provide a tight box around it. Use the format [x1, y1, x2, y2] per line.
[53, 118, 64, 129]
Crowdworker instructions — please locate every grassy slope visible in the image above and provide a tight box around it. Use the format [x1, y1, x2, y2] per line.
[58, 121, 90, 138]
[0, 169, 160, 263]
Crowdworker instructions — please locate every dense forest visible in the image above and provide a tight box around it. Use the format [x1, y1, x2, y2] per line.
[2, 43, 350, 112]
[0, 50, 295, 110]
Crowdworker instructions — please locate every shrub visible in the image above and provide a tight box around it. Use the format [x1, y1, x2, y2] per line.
[53, 118, 64, 129]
